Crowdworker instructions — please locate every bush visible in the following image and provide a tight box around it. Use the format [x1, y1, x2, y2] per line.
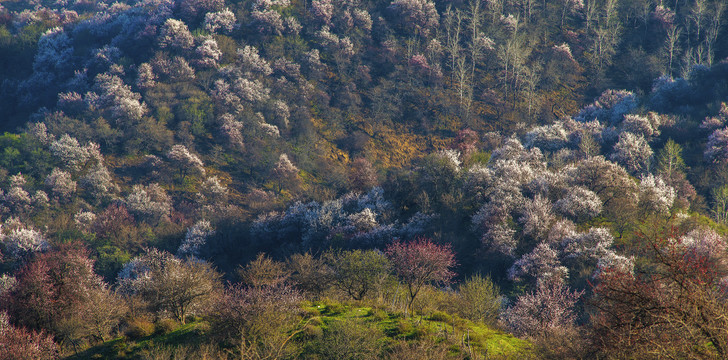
[307, 319, 382, 359]
[210, 284, 302, 359]
[427, 310, 451, 323]
[455, 274, 501, 325]
[308, 316, 324, 326]
[154, 318, 178, 335]
[302, 324, 324, 338]
[125, 318, 155, 339]
[322, 302, 345, 315]
[288, 253, 333, 298]
[410, 285, 449, 315]
[394, 320, 414, 336]
[370, 308, 388, 322]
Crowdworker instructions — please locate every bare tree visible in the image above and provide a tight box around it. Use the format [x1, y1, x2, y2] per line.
[664, 25, 681, 76]
[118, 249, 221, 324]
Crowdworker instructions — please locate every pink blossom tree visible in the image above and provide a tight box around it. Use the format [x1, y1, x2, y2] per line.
[5, 244, 123, 346]
[504, 278, 583, 339]
[385, 238, 456, 314]
[0, 312, 58, 360]
[705, 127, 728, 164]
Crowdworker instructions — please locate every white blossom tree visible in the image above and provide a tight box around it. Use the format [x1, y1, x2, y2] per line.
[159, 19, 195, 51]
[233, 78, 270, 104]
[504, 279, 583, 338]
[638, 174, 675, 215]
[92, 73, 148, 123]
[271, 154, 301, 195]
[167, 144, 205, 181]
[518, 195, 555, 239]
[179, 0, 225, 21]
[705, 127, 728, 164]
[178, 220, 215, 258]
[136, 63, 157, 90]
[701, 103, 728, 130]
[2, 174, 32, 215]
[610, 132, 653, 174]
[621, 114, 660, 139]
[272, 100, 290, 129]
[554, 186, 602, 221]
[311, 0, 334, 25]
[561, 227, 616, 263]
[508, 243, 568, 285]
[168, 56, 196, 81]
[388, 0, 440, 37]
[203, 9, 236, 34]
[79, 164, 118, 200]
[195, 37, 222, 69]
[50, 134, 90, 172]
[197, 176, 229, 207]
[44, 168, 76, 201]
[211, 80, 244, 114]
[219, 114, 245, 150]
[124, 183, 172, 223]
[0, 225, 49, 261]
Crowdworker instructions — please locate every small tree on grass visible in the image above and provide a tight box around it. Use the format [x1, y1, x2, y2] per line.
[287, 253, 333, 299]
[118, 249, 221, 324]
[211, 284, 302, 360]
[385, 238, 456, 315]
[238, 253, 290, 289]
[457, 274, 501, 325]
[325, 249, 390, 300]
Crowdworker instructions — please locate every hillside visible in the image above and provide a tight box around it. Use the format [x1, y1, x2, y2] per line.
[1, 0, 728, 359]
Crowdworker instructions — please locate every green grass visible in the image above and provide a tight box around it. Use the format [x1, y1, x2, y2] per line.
[72, 302, 532, 359]
[302, 300, 533, 358]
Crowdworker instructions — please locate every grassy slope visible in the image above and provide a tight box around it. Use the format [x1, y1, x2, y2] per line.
[68, 301, 532, 359]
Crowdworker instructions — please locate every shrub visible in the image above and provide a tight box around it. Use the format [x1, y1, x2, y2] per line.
[427, 310, 451, 322]
[456, 274, 501, 325]
[125, 318, 154, 339]
[308, 320, 382, 359]
[154, 319, 178, 335]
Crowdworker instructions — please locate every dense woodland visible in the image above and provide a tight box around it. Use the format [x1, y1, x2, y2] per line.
[1, 0, 728, 358]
